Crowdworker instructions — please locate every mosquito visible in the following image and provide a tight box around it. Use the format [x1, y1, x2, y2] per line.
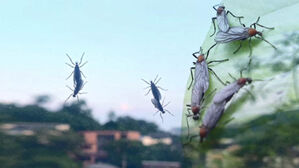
[65, 52, 88, 85]
[207, 17, 276, 66]
[142, 75, 167, 101]
[151, 96, 173, 122]
[210, 4, 244, 37]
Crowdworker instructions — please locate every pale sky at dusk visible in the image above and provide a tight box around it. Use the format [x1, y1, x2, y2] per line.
[0, 0, 220, 131]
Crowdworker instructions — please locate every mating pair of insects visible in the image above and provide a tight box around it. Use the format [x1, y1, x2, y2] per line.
[186, 51, 252, 143]
[208, 4, 276, 66]
[65, 53, 88, 102]
[142, 75, 173, 121]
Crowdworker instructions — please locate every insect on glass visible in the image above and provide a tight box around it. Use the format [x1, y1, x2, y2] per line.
[210, 4, 244, 37]
[142, 75, 167, 101]
[199, 77, 252, 142]
[151, 96, 172, 122]
[66, 52, 88, 85]
[65, 52, 88, 102]
[207, 17, 277, 65]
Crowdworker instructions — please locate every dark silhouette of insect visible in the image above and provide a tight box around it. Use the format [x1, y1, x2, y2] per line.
[207, 17, 277, 65]
[142, 75, 167, 101]
[151, 96, 172, 122]
[65, 52, 88, 84]
[210, 4, 244, 37]
[65, 52, 88, 102]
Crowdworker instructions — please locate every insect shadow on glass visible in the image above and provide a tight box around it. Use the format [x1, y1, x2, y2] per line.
[210, 4, 244, 37]
[207, 16, 277, 67]
[142, 76, 172, 121]
[65, 52, 88, 102]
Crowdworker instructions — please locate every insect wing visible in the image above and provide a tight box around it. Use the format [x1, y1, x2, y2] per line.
[151, 84, 161, 100]
[217, 10, 229, 32]
[213, 81, 242, 104]
[151, 98, 159, 108]
[202, 101, 226, 131]
[191, 81, 204, 107]
[215, 26, 249, 43]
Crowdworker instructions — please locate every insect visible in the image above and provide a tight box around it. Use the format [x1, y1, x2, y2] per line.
[65, 78, 87, 102]
[65, 52, 88, 84]
[151, 96, 172, 122]
[207, 17, 276, 65]
[142, 76, 172, 121]
[186, 48, 228, 118]
[142, 75, 167, 101]
[65, 53, 88, 102]
[210, 4, 244, 37]
[199, 76, 252, 142]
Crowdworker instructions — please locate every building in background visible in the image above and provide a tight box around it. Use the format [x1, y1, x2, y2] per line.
[80, 130, 141, 167]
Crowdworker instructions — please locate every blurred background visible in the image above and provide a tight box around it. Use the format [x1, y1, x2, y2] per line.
[1, 0, 299, 168]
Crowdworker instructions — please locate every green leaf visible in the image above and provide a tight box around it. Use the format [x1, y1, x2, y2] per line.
[182, 0, 299, 144]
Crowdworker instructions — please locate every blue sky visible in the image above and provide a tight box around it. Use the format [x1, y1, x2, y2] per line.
[0, 0, 220, 131]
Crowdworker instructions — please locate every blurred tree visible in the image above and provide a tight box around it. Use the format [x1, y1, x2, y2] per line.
[107, 111, 116, 122]
[34, 95, 51, 105]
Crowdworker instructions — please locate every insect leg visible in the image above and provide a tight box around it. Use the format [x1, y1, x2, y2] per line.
[192, 51, 200, 59]
[77, 95, 80, 102]
[66, 85, 74, 91]
[66, 71, 74, 80]
[65, 63, 74, 68]
[255, 36, 277, 49]
[206, 43, 217, 59]
[66, 54, 75, 65]
[153, 75, 159, 83]
[144, 89, 151, 96]
[208, 68, 226, 86]
[207, 58, 229, 64]
[226, 11, 244, 25]
[80, 61, 88, 68]
[233, 41, 242, 54]
[79, 52, 85, 65]
[185, 113, 190, 139]
[157, 86, 167, 91]
[153, 110, 160, 116]
[210, 17, 217, 37]
[144, 86, 150, 90]
[160, 113, 164, 123]
[80, 71, 87, 78]
[248, 37, 253, 69]
[244, 88, 256, 101]
[155, 77, 162, 85]
[141, 79, 150, 85]
[165, 110, 174, 116]
[228, 73, 237, 81]
[188, 67, 195, 90]
[256, 23, 274, 30]
[163, 101, 171, 108]
[201, 88, 217, 103]
[65, 93, 73, 103]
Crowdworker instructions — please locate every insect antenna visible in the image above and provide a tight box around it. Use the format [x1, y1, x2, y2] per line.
[208, 68, 227, 86]
[155, 77, 162, 85]
[153, 75, 159, 83]
[228, 73, 237, 81]
[66, 54, 75, 65]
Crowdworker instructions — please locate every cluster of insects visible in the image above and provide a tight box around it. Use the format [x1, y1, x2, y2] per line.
[65, 52, 88, 102]
[184, 4, 277, 143]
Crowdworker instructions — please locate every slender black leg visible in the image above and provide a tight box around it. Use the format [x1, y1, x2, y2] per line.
[209, 68, 226, 86]
[206, 43, 217, 59]
[188, 67, 195, 90]
[233, 41, 242, 54]
[226, 11, 244, 26]
[210, 17, 217, 37]
[248, 37, 252, 70]
[207, 59, 229, 64]
[192, 51, 200, 59]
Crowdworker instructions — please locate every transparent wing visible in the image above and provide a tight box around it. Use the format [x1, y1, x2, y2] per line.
[213, 81, 242, 104]
[215, 26, 249, 43]
[151, 84, 161, 100]
[194, 60, 209, 93]
[191, 81, 204, 107]
[217, 11, 230, 32]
